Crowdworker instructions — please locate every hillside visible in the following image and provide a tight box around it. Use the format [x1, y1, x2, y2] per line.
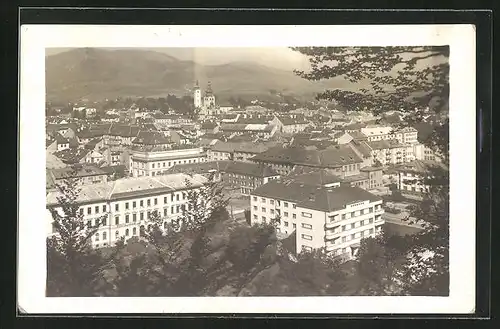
[45, 48, 356, 102]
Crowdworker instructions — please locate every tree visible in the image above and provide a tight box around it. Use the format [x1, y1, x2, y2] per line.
[293, 46, 450, 296]
[46, 174, 123, 296]
[291, 46, 449, 159]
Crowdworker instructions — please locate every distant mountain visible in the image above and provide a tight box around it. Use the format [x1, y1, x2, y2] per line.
[45, 48, 359, 102]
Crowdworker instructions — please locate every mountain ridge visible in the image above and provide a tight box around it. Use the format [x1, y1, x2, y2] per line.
[45, 48, 359, 102]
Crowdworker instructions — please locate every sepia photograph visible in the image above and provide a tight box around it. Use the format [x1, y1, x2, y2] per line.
[19, 24, 476, 314]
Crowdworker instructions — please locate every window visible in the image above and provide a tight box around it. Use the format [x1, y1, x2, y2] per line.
[147, 199, 151, 207]
[253, 206, 257, 211]
[253, 215, 258, 220]
[95, 218, 100, 226]
[351, 223, 355, 229]
[301, 212, 312, 218]
[154, 198, 158, 205]
[301, 223, 312, 229]
[125, 229, 129, 236]
[342, 225, 346, 231]
[360, 231, 365, 237]
[133, 213, 137, 222]
[87, 220, 91, 228]
[262, 207, 266, 212]
[87, 207, 91, 215]
[283, 211, 288, 217]
[133, 227, 137, 235]
[164, 208, 168, 217]
[292, 204, 296, 209]
[171, 206, 174, 214]
[253, 196, 257, 201]
[269, 200, 274, 205]
[350, 211, 355, 217]
[140, 212, 144, 221]
[342, 236, 346, 242]
[116, 230, 119, 237]
[115, 203, 119, 211]
[369, 228, 374, 234]
[262, 216, 266, 221]
[103, 232, 107, 240]
[163, 162, 166, 167]
[369, 207, 373, 213]
[293, 223, 296, 228]
[360, 209, 364, 215]
[301, 234, 312, 241]
[115, 216, 119, 225]
[284, 221, 289, 227]
[284, 202, 288, 207]
[102, 218, 107, 226]
[351, 234, 355, 239]
[261, 198, 266, 203]
[152, 163, 155, 169]
[342, 248, 347, 253]
[369, 218, 373, 224]
[302, 246, 313, 252]
[125, 214, 130, 223]
[95, 233, 99, 241]
[164, 196, 167, 203]
[176, 205, 180, 213]
[292, 214, 296, 219]
[176, 194, 180, 201]
[79, 208, 84, 216]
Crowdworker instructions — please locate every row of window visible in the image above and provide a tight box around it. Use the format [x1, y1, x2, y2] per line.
[81, 194, 188, 216]
[341, 218, 374, 231]
[330, 207, 375, 222]
[151, 158, 201, 169]
[253, 197, 297, 209]
[340, 228, 374, 242]
[85, 205, 186, 227]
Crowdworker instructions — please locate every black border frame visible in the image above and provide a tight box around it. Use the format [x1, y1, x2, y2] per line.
[3, 6, 492, 325]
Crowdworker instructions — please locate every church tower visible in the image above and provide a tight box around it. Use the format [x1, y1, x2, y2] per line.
[203, 81, 216, 109]
[193, 80, 202, 109]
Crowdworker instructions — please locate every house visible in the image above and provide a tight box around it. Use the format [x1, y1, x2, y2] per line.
[395, 160, 448, 197]
[337, 131, 368, 145]
[48, 164, 108, 187]
[200, 121, 220, 135]
[46, 173, 208, 248]
[250, 145, 364, 177]
[132, 131, 172, 149]
[129, 147, 207, 177]
[276, 115, 310, 134]
[53, 148, 91, 165]
[361, 125, 419, 144]
[250, 177, 384, 259]
[86, 150, 104, 165]
[366, 140, 416, 166]
[169, 130, 192, 145]
[166, 160, 280, 195]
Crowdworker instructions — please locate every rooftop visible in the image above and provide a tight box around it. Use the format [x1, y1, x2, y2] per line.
[47, 173, 207, 206]
[50, 164, 106, 180]
[252, 180, 382, 212]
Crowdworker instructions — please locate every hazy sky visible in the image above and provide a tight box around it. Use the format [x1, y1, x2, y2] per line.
[45, 47, 311, 71]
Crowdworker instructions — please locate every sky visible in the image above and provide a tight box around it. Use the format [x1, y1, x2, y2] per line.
[45, 47, 311, 71]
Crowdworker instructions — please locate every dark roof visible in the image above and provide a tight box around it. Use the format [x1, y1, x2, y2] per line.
[47, 123, 78, 134]
[53, 148, 90, 164]
[201, 122, 218, 129]
[84, 138, 102, 150]
[367, 140, 406, 150]
[348, 140, 372, 157]
[54, 133, 69, 144]
[395, 160, 448, 174]
[132, 131, 171, 145]
[99, 165, 127, 175]
[251, 145, 363, 168]
[360, 166, 384, 172]
[252, 180, 382, 212]
[285, 168, 343, 187]
[166, 160, 278, 178]
[347, 131, 368, 140]
[344, 122, 367, 130]
[46, 170, 57, 189]
[50, 164, 106, 180]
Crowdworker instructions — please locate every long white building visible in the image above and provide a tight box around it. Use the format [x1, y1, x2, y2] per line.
[361, 126, 418, 144]
[46, 173, 207, 248]
[129, 147, 207, 177]
[250, 177, 384, 259]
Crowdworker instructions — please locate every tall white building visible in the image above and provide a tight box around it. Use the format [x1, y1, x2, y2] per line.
[250, 177, 384, 259]
[361, 125, 419, 145]
[46, 173, 207, 248]
[193, 80, 202, 109]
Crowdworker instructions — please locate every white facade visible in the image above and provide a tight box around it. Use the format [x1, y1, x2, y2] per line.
[194, 87, 202, 108]
[361, 126, 419, 145]
[47, 186, 199, 249]
[250, 191, 384, 259]
[130, 147, 207, 177]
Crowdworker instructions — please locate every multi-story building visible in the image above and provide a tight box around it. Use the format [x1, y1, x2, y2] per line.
[361, 125, 419, 145]
[250, 145, 364, 177]
[129, 146, 207, 177]
[47, 164, 108, 187]
[395, 160, 448, 196]
[366, 140, 416, 166]
[46, 173, 207, 248]
[250, 178, 384, 259]
[276, 115, 310, 134]
[166, 160, 280, 195]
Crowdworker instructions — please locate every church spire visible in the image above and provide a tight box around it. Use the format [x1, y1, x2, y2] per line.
[194, 80, 200, 89]
[205, 81, 213, 95]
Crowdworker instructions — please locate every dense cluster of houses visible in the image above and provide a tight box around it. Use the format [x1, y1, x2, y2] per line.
[46, 90, 445, 257]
